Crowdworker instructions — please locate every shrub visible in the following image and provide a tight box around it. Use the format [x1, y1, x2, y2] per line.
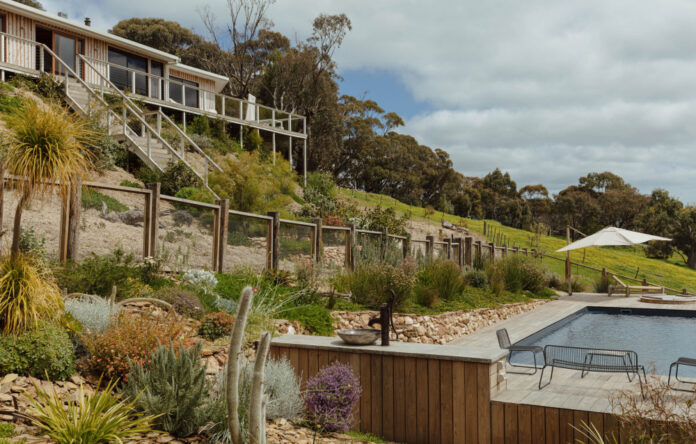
[464, 269, 488, 289]
[414, 260, 467, 307]
[64, 296, 118, 334]
[594, 274, 611, 293]
[198, 312, 235, 341]
[346, 263, 416, 311]
[136, 161, 201, 196]
[360, 206, 409, 236]
[119, 180, 142, 189]
[283, 304, 334, 336]
[174, 187, 215, 216]
[18, 226, 46, 259]
[487, 256, 548, 295]
[182, 269, 218, 295]
[564, 278, 587, 293]
[208, 357, 303, 443]
[0, 423, 13, 438]
[0, 254, 63, 334]
[0, 323, 75, 380]
[546, 271, 563, 289]
[154, 286, 204, 319]
[304, 362, 361, 432]
[123, 342, 211, 437]
[81, 188, 128, 212]
[26, 379, 155, 444]
[55, 249, 150, 299]
[82, 312, 187, 382]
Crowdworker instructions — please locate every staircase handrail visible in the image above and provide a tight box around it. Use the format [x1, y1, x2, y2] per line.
[78, 55, 222, 173]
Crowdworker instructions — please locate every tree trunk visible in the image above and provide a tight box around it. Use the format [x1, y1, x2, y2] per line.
[10, 192, 29, 258]
[688, 250, 696, 269]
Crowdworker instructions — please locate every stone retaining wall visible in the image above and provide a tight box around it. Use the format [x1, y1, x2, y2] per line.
[331, 299, 549, 344]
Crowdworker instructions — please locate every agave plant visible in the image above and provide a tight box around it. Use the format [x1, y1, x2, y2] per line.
[1, 99, 95, 256]
[25, 379, 156, 444]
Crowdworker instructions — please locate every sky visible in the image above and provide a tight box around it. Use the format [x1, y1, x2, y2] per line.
[41, 0, 696, 202]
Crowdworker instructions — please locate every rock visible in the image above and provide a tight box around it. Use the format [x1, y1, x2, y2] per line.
[1, 374, 18, 385]
[70, 375, 85, 385]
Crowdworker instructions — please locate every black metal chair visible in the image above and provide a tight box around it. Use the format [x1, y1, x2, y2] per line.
[496, 328, 543, 374]
[668, 357, 696, 392]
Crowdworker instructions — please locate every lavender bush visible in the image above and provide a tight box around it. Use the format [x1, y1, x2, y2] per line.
[304, 362, 361, 432]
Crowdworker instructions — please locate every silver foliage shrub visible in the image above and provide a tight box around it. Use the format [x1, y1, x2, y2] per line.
[64, 296, 118, 334]
[207, 356, 303, 443]
[182, 269, 217, 295]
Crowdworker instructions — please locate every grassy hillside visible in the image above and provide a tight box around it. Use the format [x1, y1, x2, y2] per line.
[339, 188, 696, 293]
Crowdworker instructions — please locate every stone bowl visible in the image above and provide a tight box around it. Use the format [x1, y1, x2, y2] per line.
[337, 328, 381, 345]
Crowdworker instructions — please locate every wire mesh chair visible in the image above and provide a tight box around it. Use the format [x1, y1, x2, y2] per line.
[496, 328, 543, 375]
[668, 357, 696, 392]
[538, 345, 647, 398]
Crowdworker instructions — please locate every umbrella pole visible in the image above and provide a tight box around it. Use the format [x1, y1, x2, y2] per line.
[566, 226, 572, 296]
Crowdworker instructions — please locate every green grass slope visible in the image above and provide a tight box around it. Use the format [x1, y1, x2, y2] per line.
[339, 188, 696, 293]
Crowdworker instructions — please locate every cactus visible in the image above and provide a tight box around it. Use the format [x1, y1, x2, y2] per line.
[225, 285, 271, 444]
[249, 332, 271, 444]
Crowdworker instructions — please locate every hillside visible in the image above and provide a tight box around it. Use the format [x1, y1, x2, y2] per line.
[339, 188, 696, 293]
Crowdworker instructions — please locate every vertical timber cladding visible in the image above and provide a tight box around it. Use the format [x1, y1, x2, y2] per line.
[4, 11, 34, 69]
[269, 338, 500, 444]
[0, 10, 108, 80]
[490, 401, 623, 444]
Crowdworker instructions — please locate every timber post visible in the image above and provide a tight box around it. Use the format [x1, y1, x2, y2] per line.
[381, 227, 389, 260]
[483, 220, 487, 235]
[66, 180, 82, 260]
[313, 218, 323, 263]
[566, 225, 572, 295]
[347, 223, 356, 270]
[146, 183, 160, 258]
[58, 190, 69, 263]
[489, 242, 495, 263]
[465, 236, 473, 267]
[445, 237, 452, 260]
[425, 235, 434, 261]
[267, 211, 280, 270]
[143, 188, 151, 257]
[213, 199, 229, 272]
[403, 233, 411, 260]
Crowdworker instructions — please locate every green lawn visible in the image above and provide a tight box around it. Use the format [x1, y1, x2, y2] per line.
[339, 189, 696, 293]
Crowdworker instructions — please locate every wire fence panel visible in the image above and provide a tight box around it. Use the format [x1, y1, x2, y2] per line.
[321, 228, 347, 270]
[157, 201, 215, 273]
[224, 214, 268, 273]
[354, 232, 382, 266]
[1, 189, 61, 261]
[278, 222, 313, 272]
[78, 187, 145, 261]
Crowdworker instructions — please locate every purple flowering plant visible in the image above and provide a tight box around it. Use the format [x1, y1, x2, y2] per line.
[303, 362, 361, 432]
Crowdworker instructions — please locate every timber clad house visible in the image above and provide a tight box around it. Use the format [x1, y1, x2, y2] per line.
[0, 0, 307, 191]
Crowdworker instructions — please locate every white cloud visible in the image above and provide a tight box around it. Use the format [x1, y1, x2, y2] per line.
[41, 0, 696, 200]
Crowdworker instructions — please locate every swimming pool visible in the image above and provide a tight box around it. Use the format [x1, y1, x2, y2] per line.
[509, 307, 696, 376]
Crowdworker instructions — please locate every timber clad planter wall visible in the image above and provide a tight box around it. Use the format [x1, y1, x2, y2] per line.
[490, 401, 622, 444]
[270, 336, 505, 444]
[271, 336, 621, 444]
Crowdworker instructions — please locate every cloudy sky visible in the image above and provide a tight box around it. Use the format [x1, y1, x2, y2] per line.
[43, 0, 696, 202]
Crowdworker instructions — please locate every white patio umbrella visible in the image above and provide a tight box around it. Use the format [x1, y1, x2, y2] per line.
[556, 226, 671, 252]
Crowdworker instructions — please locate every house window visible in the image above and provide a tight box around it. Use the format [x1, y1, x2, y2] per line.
[169, 75, 199, 108]
[108, 47, 148, 95]
[150, 61, 163, 99]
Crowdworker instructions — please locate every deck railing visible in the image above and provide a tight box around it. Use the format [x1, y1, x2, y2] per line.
[80, 56, 306, 137]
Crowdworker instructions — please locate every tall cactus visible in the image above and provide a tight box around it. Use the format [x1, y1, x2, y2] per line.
[226, 286, 252, 444]
[225, 285, 271, 444]
[249, 331, 271, 444]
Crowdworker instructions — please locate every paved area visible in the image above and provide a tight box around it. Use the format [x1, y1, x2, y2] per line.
[452, 293, 696, 413]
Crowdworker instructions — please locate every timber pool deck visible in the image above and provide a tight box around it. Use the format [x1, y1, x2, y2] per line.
[452, 293, 696, 413]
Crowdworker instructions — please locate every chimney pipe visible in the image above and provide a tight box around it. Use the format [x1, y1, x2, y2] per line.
[57, 11, 67, 18]
[84, 17, 91, 26]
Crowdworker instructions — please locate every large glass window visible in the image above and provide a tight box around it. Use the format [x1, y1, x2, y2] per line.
[150, 61, 163, 99]
[169, 76, 199, 108]
[108, 47, 148, 95]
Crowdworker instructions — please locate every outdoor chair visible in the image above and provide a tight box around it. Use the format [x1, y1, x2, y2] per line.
[496, 328, 543, 374]
[668, 357, 696, 392]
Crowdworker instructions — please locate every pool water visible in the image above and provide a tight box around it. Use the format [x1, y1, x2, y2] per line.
[509, 307, 696, 376]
